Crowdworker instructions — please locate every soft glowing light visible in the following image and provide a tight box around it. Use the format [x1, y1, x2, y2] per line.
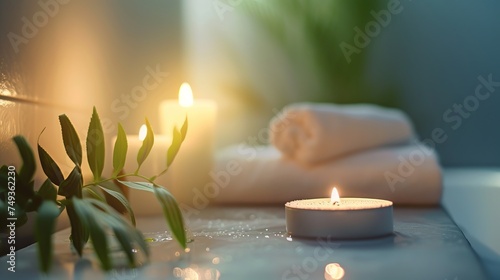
[138, 125, 147, 141]
[1, 89, 14, 97]
[179, 82, 194, 107]
[331, 187, 340, 205]
[0, 89, 15, 107]
[183, 267, 199, 280]
[324, 263, 345, 280]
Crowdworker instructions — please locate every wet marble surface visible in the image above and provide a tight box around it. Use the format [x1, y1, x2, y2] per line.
[0, 206, 488, 279]
[442, 168, 500, 279]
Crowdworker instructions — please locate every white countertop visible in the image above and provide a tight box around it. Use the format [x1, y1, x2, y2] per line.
[0, 206, 488, 279]
[2, 168, 498, 279]
[442, 168, 500, 279]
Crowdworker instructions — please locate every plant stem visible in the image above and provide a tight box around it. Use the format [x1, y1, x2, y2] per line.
[82, 173, 155, 188]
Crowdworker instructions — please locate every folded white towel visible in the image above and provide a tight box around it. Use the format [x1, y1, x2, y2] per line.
[270, 103, 415, 165]
[211, 144, 441, 205]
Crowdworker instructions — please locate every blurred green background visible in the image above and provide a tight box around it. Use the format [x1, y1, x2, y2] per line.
[185, 0, 500, 166]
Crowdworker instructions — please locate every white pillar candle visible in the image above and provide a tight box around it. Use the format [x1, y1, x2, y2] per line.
[159, 83, 217, 206]
[285, 187, 393, 239]
[112, 125, 172, 216]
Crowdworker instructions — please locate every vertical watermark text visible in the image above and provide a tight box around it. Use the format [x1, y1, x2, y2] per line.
[5, 166, 17, 273]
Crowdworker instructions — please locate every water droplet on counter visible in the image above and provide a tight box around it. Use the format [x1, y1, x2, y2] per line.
[173, 267, 183, 277]
[325, 263, 345, 279]
[204, 268, 221, 280]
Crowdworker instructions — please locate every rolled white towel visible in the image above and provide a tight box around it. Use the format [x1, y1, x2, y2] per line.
[270, 103, 415, 165]
[210, 144, 441, 205]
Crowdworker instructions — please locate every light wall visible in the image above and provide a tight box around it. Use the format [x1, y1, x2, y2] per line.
[0, 0, 185, 248]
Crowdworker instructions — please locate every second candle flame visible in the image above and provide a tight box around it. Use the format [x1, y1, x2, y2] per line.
[138, 124, 147, 141]
[331, 187, 340, 205]
[179, 82, 194, 108]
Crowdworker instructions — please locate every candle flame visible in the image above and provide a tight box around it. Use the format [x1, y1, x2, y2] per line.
[178, 82, 194, 107]
[331, 187, 340, 205]
[138, 124, 147, 141]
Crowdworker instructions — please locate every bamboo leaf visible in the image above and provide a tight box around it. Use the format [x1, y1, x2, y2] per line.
[72, 198, 111, 271]
[104, 218, 148, 267]
[66, 201, 89, 256]
[82, 185, 106, 202]
[110, 219, 149, 260]
[166, 127, 182, 168]
[1, 165, 33, 211]
[35, 200, 60, 273]
[38, 144, 64, 186]
[87, 199, 149, 260]
[59, 114, 82, 166]
[58, 167, 82, 198]
[180, 116, 188, 141]
[98, 183, 136, 226]
[86, 107, 105, 181]
[117, 180, 154, 193]
[112, 123, 128, 177]
[153, 185, 187, 248]
[38, 179, 57, 202]
[0, 200, 6, 223]
[0, 165, 8, 194]
[112, 225, 136, 267]
[136, 119, 154, 171]
[13, 135, 36, 183]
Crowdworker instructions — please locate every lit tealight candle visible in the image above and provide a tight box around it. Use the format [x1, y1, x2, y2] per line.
[285, 187, 393, 239]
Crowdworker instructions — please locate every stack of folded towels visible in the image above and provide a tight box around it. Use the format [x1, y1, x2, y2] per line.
[213, 103, 442, 205]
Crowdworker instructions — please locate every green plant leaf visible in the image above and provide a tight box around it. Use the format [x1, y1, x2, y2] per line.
[0, 165, 8, 194]
[82, 185, 106, 202]
[166, 127, 182, 168]
[180, 116, 188, 141]
[86, 107, 105, 181]
[35, 200, 61, 273]
[117, 180, 154, 193]
[165, 117, 187, 169]
[153, 185, 186, 248]
[87, 198, 149, 265]
[112, 224, 136, 267]
[13, 135, 36, 183]
[59, 114, 82, 166]
[38, 144, 64, 186]
[72, 198, 111, 271]
[112, 123, 128, 177]
[136, 118, 154, 172]
[38, 179, 57, 202]
[3, 164, 36, 203]
[98, 183, 136, 226]
[58, 167, 82, 198]
[66, 201, 89, 256]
